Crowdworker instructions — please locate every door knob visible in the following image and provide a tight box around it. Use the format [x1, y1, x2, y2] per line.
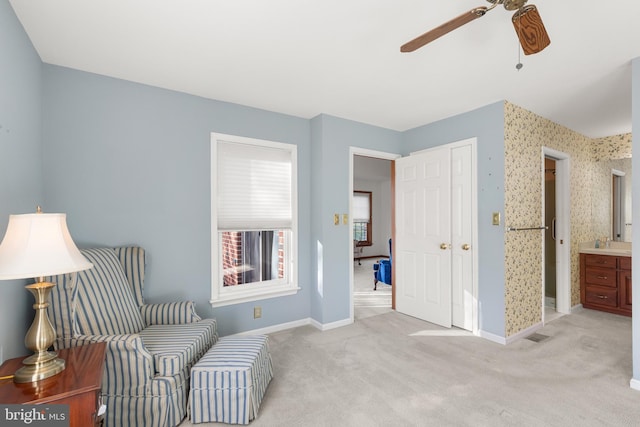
[462, 243, 471, 251]
[440, 243, 451, 250]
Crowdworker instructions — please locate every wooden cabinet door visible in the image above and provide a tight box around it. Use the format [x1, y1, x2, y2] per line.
[619, 269, 632, 312]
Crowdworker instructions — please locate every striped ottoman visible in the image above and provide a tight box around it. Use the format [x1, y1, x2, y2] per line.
[189, 335, 273, 424]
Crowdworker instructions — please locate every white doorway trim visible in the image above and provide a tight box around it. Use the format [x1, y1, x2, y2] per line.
[349, 147, 401, 323]
[542, 147, 571, 319]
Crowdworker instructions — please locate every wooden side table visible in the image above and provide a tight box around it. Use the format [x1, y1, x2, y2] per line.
[0, 342, 106, 427]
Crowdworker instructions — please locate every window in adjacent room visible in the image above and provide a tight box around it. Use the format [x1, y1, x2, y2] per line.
[353, 191, 372, 247]
[211, 132, 299, 307]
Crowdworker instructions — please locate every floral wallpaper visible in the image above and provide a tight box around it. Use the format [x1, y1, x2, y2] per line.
[593, 134, 632, 160]
[502, 102, 630, 337]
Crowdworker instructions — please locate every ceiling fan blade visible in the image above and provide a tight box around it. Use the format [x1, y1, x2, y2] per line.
[401, 7, 488, 53]
[512, 5, 550, 55]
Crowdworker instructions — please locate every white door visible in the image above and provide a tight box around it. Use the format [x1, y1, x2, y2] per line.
[395, 141, 475, 330]
[395, 147, 452, 327]
[450, 145, 474, 330]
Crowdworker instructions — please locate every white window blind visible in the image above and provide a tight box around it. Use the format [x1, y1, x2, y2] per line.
[353, 192, 370, 222]
[217, 140, 293, 230]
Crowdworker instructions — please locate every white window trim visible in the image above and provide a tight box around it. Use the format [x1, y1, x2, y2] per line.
[210, 132, 299, 308]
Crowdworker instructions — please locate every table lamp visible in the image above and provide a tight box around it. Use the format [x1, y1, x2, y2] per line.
[0, 208, 92, 383]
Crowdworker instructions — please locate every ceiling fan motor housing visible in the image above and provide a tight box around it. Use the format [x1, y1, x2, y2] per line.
[486, 0, 529, 11]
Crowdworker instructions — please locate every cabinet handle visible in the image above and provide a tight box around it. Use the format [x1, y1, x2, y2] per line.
[597, 295, 608, 299]
[596, 276, 607, 280]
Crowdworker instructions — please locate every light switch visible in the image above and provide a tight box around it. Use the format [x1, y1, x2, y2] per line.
[492, 212, 501, 226]
[334, 214, 340, 225]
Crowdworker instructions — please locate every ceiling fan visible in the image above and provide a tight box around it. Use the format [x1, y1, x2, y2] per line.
[400, 0, 550, 55]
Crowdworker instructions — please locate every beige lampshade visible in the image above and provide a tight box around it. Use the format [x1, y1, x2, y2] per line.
[0, 213, 92, 279]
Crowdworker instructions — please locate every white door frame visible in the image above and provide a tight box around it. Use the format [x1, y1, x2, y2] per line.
[349, 147, 401, 323]
[542, 147, 571, 318]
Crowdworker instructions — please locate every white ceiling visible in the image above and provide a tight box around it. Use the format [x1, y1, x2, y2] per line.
[9, 0, 640, 138]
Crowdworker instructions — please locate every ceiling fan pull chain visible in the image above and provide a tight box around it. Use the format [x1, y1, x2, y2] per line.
[515, 9, 523, 70]
[516, 49, 523, 70]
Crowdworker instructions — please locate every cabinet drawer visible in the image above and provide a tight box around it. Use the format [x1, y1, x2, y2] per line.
[619, 257, 631, 270]
[585, 267, 616, 287]
[584, 254, 617, 268]
[585, 286, 618, 308]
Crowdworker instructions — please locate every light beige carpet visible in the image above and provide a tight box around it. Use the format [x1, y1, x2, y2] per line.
[180, 307, 639, 426]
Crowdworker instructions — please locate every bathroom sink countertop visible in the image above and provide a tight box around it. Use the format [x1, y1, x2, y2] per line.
[579, 241, 632, 257]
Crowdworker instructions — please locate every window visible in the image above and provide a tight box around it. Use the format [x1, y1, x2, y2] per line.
[211, 133, 298, 307]
[353, 191, 372, 246]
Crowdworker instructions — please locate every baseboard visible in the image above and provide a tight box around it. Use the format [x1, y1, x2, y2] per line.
[630, 378, 640, 391]
[479, 330, 506, 345]
[479, 322, 546, 346]
[505, 322, 544, 345]
[310, 317, 353, 331]
[231, 316, 353, 337]
[233, 318, 312, 336]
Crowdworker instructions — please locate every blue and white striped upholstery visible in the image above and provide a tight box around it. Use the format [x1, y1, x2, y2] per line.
[74, 248, 146, 335]
[140, 321, 218, 376]
[47, 246, 218, 427]
[115, 246, 146, 306]
[102, 369, 188, 427]
[189, 335, 273, 425]
[141, 301, 202, 325]
[46, 270, 79, 350]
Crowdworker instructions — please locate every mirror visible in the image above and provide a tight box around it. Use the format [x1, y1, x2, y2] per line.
[592, 134, 632, 242]
[611, 162, 631, 241]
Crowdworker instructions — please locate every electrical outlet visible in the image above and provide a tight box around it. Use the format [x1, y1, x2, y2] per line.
[254, 306, 262, 319]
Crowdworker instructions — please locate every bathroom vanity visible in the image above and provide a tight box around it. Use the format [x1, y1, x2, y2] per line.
[579, 242, 632, 317]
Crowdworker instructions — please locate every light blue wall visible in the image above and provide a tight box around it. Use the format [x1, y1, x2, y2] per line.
[0, 0, 44, 360]
[632, 57, 640, 382]
[41, 65, 312, 337]
[42, 68, 405, 333]
[309, 115, 402, 324]
[401, 102, 506, 336]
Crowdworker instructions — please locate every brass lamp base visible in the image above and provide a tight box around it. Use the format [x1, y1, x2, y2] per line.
[14, 281, 66, 383]
[14, 351, 65, 383]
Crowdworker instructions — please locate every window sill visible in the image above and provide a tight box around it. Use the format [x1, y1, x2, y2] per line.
[210, 285, 301, 308]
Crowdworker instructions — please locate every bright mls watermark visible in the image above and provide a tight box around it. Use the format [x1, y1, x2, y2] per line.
[0, 405, 69, 426]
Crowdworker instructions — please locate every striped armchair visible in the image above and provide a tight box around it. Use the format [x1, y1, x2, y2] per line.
[46, 246, 218, 427]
